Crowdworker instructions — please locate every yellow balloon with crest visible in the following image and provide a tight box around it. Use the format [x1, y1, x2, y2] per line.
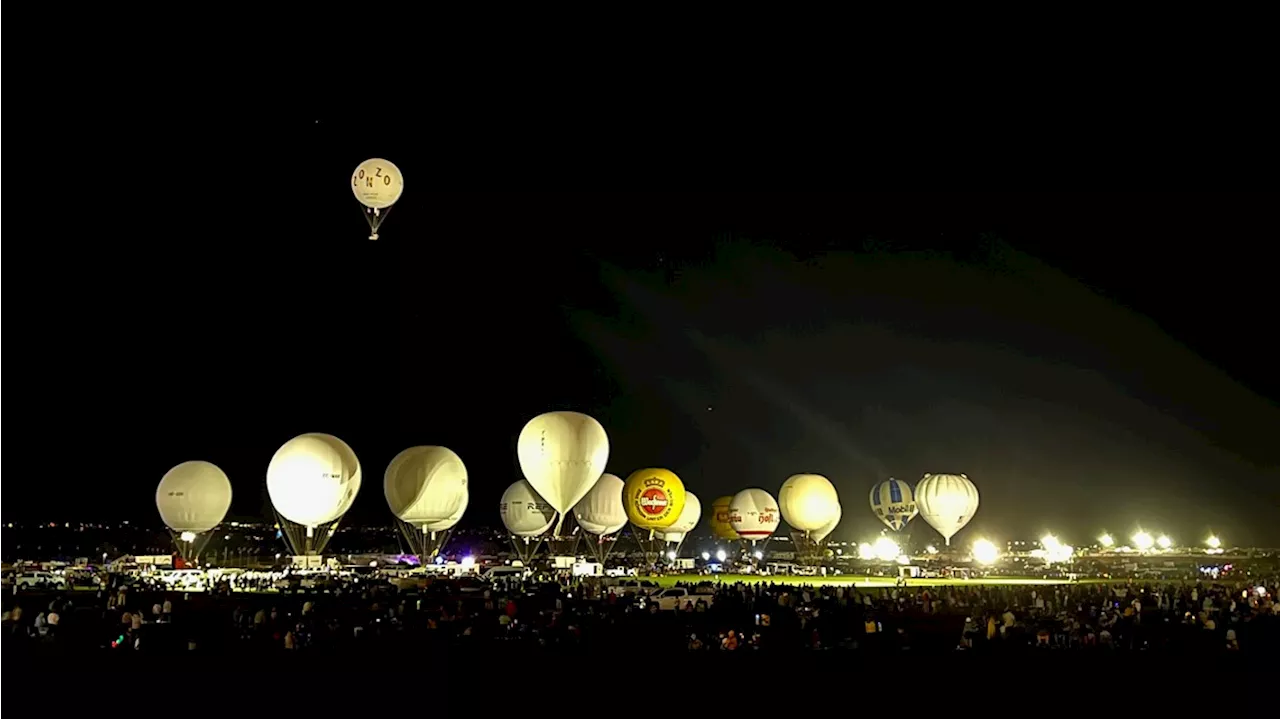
[623, 468, 686, 532]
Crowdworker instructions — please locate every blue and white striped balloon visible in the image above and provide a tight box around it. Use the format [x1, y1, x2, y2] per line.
[869, 478, 918, 532]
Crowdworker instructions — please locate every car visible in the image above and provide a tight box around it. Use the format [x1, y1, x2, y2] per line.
[652, 587, 715, 611]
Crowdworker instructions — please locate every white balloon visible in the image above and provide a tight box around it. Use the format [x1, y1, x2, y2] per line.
[661, 531, 687, 544]
[778, 474, 840, 532]
[664, 492, 702, 535]
[915, 473, 980, 546]
[156, 461, 232, 533]
[423, 492, 468, 533]
[812, 504, 842, 543]
[383, 446, 468, 526]
[572, 473, 627, 536]
[729, 488, 780, 541]
[517, 411, 609, 518]
[350, 158, 405, 209]
[266, 433, 361, 528]
[500, 480, 555, 538]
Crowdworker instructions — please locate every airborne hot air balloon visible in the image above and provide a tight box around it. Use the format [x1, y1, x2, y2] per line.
[156, 461, 232, 562]
[869, 477, 918, 532]
[500, 480, 555, 563]
[517, 411, 610, 538]
[779, 474, 840, 534]
[351, 158, 405, 240]
[266, 433, 362, 556]
[729, 488, 780, 544]
[384, 446, 468, 561]
[915, 473, 979, 546]
[710, 496, 740, 541]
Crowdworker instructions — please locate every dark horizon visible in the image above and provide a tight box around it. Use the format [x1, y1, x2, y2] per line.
[5, 122, 1275, 546]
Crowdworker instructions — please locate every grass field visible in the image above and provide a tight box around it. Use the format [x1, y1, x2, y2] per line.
[649, 573, 1119, 588]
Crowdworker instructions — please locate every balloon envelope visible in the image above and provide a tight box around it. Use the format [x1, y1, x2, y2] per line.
[709, 496, 740, 540]
[869, 477, 918, 532]
[665, 492, 702, 535]
[156, 461, 232, 533]
[351, 158, 405, 209]
[729, 488, 780, 540]
[500, 480, 555, 537]
[267, 433, 361, 528]
[623, 468, 687, 531]
[572, 473, 627, 536]
[779, 474, 840, 532]
[384, 446, 468, 526]
[517, 411, 609, 517]
[915, 473, 979, 545]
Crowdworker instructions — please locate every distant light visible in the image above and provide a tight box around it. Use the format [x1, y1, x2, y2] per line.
[1156, 535, 1172, 550]
[179, 531, 197, 543]
[895, 554, 910, 565]
[666, 551, 676, 561]
[1132, 531, 1154, 551]
[701, 552, 711, 561]
[872, 537, 900, 562]
[435, 555, 445, 565]
[1098, 533, 1114, 548]
[369, 560, 378, 567]
[925, 545, 938, 555]
[460, 556, 476, 568]
[224, 535, 230, 540]
[715, 550, 727, 562]
[753, 551, 763, 560]
[1206, 535, 1221, 550]
[972, 538, 999, 565]
[857, 542, 876, 560]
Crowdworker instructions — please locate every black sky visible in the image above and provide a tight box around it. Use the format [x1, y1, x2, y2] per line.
[5, 115, 1277, 546]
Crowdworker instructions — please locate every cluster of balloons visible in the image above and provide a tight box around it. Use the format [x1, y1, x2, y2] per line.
[867, 473, 980, 545]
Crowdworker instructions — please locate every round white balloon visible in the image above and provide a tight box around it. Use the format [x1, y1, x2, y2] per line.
[915, 473, 980, 545]
[572, 473, 627, 536]
[351, 158, 405, 209]
[383, 446, 468, 526]
[779, 473, 840, 532]
[156, 460, 232, 533]
[729, 488, 780, 540]
[423, 492, 468, 533]
[812, 504, 842, 543]
[664, 492, 702, 535]
[266, 433, 361, 528]
[500, 480, 555, 538]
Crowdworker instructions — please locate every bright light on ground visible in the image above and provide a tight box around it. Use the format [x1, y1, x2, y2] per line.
[1206, 535, 1221, 550]
[1157, 535, 1172, 549]
[666, 551, 676, 561]
[1132, 531, 1154, 551]
[1031, 533, 1074, 564]
[701, 551, 711, 560]
[460, 556, 475, 568]
[179, 531, 197, 543]
[925, 545, 939, 554]
[872, 536, 900, 561]
[857, 542, 875, 560]
[715, 550, 726, 562]
[1098, 533, 1114, 548]
[972, 538, 999, 565]
[753, 551, 763, 560]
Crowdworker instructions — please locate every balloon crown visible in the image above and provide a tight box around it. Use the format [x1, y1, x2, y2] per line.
[643, 477, 664, 487]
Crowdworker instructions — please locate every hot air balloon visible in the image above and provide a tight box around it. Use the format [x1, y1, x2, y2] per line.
[156, 461, 232, 562]
[729, 488, 780, 544]
[266, 433, 361, 556]
[351, 158, 405, 240]
[500, 480, 555, 563]
[710, 496, 741, 541]
[517, 411, 610, 539]
[869, 477, 918, 532]
[384, 446, 468, 562]
[813, 504, 841, 543]
[779, 474, 840, 533]
[660, 492, 702, 557]
[573, 473, 627, 563]
[623, 468, 687, 564]
[915, 473, 979, 546]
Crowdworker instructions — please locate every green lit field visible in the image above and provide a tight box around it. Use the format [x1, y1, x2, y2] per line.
[648, 573, 1120, 588]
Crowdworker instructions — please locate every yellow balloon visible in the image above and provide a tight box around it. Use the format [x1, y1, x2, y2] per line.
[710, 495, 741, 540]
[623, 468, 687, 531]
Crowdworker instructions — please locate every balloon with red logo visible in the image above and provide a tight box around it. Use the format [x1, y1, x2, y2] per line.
[623, 468, 687, 532]
[729, 488, 780, 542]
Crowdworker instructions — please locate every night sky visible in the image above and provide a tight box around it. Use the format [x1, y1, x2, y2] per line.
[7, 118, 1277, 546]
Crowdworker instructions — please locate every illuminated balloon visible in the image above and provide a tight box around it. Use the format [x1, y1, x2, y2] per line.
[812, 504, 842, 543]
[729, 488, 780, 541]
[779, 473, 840, 532]
[423, 492, 467, 533]
[572, 473, 627, 536]
[709, 496, 740, 540]
[351, 158, 405, 209]
[156, 461, 232, 533]
[915, 473, 980, 546]
[869, 477, 918, 532]
[623, 468, 686, 531]
[661, 492, 702, 543]
[517, 411, 609, 534]
[499, 480, 555, 538]
[384, 446, 468, 527]
[267, 433, 361, 528]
